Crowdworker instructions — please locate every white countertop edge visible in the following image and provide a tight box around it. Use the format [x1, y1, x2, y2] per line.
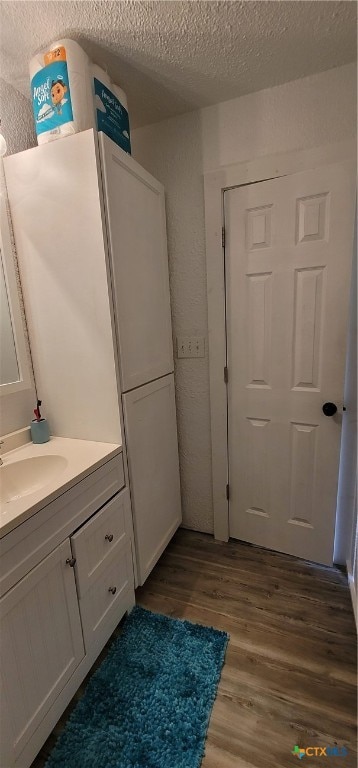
[0, 437, 123, 539]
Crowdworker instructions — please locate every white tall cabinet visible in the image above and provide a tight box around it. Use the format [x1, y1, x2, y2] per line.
[5, 130, 182, 585]
[100, 133, 174, 391]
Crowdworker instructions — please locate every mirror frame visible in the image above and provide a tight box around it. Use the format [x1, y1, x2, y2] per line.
[0, 190, 32, 395]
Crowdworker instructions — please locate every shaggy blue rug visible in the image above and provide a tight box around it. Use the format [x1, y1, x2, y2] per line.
[45, 606, 228, 768]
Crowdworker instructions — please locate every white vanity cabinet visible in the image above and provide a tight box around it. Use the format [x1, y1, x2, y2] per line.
[0, 453, 135, 768]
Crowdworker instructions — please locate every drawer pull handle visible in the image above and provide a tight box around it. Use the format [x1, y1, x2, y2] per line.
[108, 586, 117, 595]
[66, 557, 76, 568]
[105, 534, 114, 543]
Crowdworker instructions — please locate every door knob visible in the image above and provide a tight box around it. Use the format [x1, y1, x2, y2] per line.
[66, 557, 76, 567]
[322, 402, 337, 417]
[108, 586, 117, 595]
[105, 534, 114, 542]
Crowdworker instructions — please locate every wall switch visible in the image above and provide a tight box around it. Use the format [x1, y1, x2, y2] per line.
[177, 336, 205, 359]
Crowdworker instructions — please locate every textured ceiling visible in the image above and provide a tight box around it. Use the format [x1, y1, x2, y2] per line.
[1, 0, 356, 128]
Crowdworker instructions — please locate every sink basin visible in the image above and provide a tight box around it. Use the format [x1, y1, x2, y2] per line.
[0, 455, 68, 503]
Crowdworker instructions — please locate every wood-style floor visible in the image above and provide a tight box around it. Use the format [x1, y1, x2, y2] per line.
[33, 530, 357, 768]
[137, 530, 357, 768]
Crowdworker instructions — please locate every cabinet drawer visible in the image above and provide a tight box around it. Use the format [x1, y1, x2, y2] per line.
[71, 488, 131, 597]
[0, 453, 125, 597]
[79, 543, 134, 651]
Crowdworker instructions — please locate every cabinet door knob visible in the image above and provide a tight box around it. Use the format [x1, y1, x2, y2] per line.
[66, 557, 76, 567]
[105, 534, 114, 542]
[108, 586, 117, 595]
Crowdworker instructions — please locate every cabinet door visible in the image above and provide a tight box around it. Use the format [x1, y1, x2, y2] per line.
[122, 374, 181, 585]
[0, 540, 84, 766]
[99, 133, 174, 392]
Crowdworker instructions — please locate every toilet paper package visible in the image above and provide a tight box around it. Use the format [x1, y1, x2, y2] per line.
[30, 39, 131, 153]
[30, 40, 93, 144]
[93, 69, 131, 154]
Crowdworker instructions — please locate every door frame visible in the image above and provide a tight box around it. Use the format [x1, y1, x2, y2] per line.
[204, 139, 356, 542]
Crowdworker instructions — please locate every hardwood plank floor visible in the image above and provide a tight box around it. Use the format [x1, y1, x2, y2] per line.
[32, 530, 357, 768]
[137, 530, 357, 768]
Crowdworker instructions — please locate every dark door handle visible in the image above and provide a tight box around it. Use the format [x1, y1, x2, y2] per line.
[66, 557, 76, 567]
[322, 402, 337, 417]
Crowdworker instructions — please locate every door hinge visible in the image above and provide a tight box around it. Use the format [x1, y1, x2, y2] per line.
[224, 366, 228, 384]
[226, 483, 230, 501]
[222, 226, 225, 249]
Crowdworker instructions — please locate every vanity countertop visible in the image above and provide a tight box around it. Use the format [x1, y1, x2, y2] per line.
[0, 436, 122, 538]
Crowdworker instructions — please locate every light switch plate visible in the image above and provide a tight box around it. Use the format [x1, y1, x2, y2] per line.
[177, 336, 205, 358]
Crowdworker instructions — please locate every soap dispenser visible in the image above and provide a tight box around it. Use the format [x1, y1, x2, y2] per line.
[31, 400, 50, 444]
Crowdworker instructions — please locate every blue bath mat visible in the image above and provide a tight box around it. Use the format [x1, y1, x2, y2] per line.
[45, 605, 228, 768]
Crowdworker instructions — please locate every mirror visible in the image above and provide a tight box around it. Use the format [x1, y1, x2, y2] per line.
[0, 189, 32, 396]
[0, 245, 20, 384]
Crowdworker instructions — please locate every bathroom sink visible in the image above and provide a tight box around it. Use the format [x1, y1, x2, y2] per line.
[0, 455, 68, 503]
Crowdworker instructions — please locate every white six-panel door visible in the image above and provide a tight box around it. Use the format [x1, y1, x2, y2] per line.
[99, 133, 174, 393]
[226, 163, 355, 565]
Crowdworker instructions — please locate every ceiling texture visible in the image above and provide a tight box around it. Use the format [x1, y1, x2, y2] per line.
[0, 0, 357, 128]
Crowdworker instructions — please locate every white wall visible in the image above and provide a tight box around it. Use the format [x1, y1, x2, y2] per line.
[0, 78, 36, 156]
[200, 64, 356, 172]
[132, 64, 357, 533]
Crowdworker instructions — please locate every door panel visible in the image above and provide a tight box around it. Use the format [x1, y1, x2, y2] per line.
[122, 374, 181, 584]
[99, 133, 174, 392]
[226, 163, 355, 565]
